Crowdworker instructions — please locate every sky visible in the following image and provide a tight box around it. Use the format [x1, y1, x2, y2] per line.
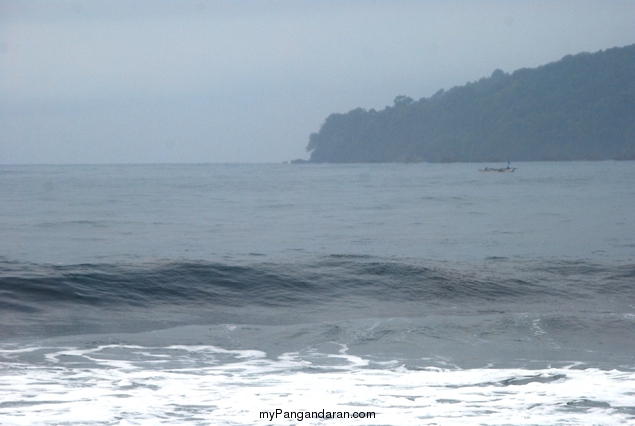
[1, 0, 635, 164]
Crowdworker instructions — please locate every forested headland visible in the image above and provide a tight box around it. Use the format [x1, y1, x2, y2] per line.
[304, 44, 635, 163]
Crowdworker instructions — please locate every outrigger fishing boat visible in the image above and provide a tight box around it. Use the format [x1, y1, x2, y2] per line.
[479, 162, 516, 173]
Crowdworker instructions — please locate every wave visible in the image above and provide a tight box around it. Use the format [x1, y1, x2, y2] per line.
[1, 257, 632, 313]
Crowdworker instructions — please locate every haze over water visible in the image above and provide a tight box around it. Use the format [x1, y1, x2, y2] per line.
[3, 1, 635, 164]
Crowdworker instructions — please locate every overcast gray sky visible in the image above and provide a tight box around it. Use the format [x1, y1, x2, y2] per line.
[1, 0, 634, 164]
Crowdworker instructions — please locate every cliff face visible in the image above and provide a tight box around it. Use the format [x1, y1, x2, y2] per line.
[306, 44, 635, 163]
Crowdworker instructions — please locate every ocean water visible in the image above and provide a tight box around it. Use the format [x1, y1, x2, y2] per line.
[1, 162, 634, 425]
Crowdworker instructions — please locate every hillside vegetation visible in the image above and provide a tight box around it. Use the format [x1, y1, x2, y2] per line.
[305, 44, 635, 163]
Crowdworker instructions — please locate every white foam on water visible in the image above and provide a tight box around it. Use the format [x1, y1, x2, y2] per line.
[1, 344, 634, 425]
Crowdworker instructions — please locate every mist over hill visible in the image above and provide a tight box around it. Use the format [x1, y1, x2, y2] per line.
[305, 44, 635, 163]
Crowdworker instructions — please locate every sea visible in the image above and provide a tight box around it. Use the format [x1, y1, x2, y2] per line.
[1, 161, 634, 425]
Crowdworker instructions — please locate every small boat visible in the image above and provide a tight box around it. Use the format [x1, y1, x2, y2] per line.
[479, 162, 516, 173]
[479, 166, 515, 172]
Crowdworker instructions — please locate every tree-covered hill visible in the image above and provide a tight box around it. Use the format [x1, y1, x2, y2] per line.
[305, 44, 635, 163]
